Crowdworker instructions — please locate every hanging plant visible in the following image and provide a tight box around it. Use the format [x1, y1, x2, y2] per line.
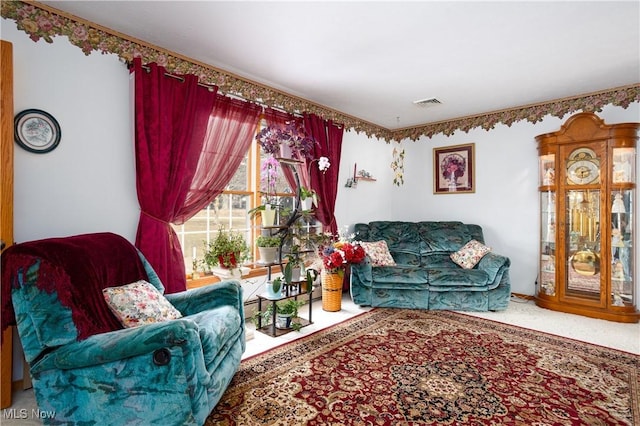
[256, 122, 317, 159]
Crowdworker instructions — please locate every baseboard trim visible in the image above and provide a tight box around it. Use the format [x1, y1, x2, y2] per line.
[511, 292, 535, 301]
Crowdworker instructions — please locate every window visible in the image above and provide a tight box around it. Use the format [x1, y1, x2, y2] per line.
[172, 126, 296, 275]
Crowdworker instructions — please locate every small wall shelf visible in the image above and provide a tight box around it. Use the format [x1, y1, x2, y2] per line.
[346, 165, 377, 188]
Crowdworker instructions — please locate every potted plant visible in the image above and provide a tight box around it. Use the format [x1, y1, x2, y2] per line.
[256, 234, 281, 264]
[275, 299, 306, 329]
[299, 186, 317, 210]
[254, 299, 306, 331]
[203, 226, 249, 269]
[298, 156, 330, 210]
[284, 251, 304, 284]
[302, 268, 319, 293]
[249, 156, 281, 226]
[265, 276, 283, 298]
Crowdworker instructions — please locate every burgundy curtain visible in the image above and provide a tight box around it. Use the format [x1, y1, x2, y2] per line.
[303, 113, 344, 234]
[133, 59, 262, 293]
[133, 58, 217, 293]
[174, 96, 262, 223]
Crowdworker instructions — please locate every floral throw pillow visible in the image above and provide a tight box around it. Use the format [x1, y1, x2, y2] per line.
[103, 280, 182, 328]
[450, 240, 491, 269]
[360, 240, 396, 267]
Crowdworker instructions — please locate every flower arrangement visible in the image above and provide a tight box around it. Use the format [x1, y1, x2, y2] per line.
[320, 236, 366, 277]
[256, 122, 317, 159]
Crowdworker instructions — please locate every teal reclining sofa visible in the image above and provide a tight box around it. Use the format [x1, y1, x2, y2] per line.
[351, 221, 511, 311]
[1, 233, 245, 425]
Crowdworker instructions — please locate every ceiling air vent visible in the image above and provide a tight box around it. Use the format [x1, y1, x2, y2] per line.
[413, 97, 442, 107]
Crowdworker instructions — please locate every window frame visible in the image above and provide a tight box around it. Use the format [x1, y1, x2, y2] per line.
[173, 134, 297, 285]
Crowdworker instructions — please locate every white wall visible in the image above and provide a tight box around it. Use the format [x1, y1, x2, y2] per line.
[336, 104, 640, 297]
[3, 20, 139, 245]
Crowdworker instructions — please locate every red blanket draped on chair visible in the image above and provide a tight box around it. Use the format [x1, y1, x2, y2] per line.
[1, 233, 148, 340]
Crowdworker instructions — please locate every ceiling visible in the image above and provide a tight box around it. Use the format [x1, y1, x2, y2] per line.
[40, 1, 639, 130]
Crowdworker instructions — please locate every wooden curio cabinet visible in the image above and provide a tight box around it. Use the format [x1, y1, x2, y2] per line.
[536, 112, 639, 323]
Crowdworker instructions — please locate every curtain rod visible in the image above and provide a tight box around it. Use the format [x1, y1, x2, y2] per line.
[131, 62, 302, 118]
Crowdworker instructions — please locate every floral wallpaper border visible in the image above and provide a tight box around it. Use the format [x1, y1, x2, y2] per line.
[3, 1, 639, 143]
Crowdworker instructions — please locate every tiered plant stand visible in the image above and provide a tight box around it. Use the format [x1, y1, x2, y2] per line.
[255, 157, 320, 336]
[256, 283, 315, 337]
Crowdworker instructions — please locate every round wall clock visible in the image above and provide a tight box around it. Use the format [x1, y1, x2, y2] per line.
[14, 109, 61, 153]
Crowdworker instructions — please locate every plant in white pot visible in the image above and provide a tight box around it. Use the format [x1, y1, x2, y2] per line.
[284, 251, 304, 284]
[299, 186, 317, 211]
[298, 155, 331, 210]
[256, 234, 281, 264]
[252, 297, 305, 331]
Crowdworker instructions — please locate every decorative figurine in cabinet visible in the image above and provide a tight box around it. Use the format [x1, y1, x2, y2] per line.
[535, 112, 639, 323]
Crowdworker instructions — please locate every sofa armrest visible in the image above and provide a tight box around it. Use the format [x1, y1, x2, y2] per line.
[351, 256, 373, 286]
[165, 280, 244, 320]
[32, 319, 201, 372]
[477, 252, 511, 283]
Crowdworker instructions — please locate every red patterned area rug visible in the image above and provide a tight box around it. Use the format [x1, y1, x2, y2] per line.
[207, 308, 639, 425]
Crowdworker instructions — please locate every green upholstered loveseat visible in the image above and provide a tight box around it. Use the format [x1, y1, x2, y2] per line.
[1, 233, 245, 425]
[350, 221, 511, 311]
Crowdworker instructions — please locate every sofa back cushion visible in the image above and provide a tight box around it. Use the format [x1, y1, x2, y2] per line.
[354, 223, 372, 241]
[369, 222, 425, 265]
[368, 221, 422, 246]
[466, 224, 485, 244]
[422, 252, 456, 268]
[417, 221, 477, 252]
[355, 221, 486, 266]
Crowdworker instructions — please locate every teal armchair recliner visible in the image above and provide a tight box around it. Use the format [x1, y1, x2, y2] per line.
[1, 232, 245, 425]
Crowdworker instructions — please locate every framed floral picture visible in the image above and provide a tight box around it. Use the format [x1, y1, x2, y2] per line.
[433, 143, 475, 194]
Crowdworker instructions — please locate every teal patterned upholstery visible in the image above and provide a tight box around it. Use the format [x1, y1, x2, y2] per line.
[3, 234, 245, 425]
[352, 221, 511, 311]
